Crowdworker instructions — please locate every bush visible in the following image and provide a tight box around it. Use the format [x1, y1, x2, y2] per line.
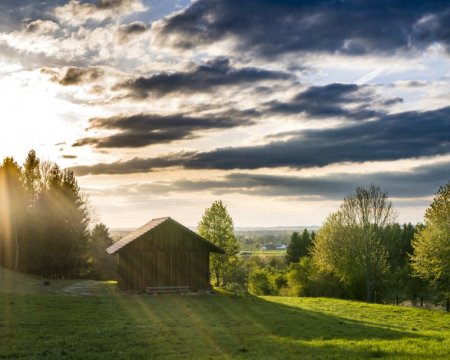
[287, 257, 345, 298]
[248, 268, 273, 295]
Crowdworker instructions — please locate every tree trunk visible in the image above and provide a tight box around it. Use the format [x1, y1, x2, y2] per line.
[366, 277, 374, 303]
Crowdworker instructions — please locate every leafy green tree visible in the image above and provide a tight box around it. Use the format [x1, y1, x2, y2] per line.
[88, 223, 115, 280]
[198, 200, 239, 286]
[411, 183, 450, 309]
[286, 229, 311, 263]
[312, 185, 396, 302]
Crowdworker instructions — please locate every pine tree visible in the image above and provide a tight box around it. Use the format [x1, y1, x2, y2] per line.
[22, 150, 40, 203]
[0, 157, 27, 270]
[89, 223, 115, 280]
[286, 229, 311, 263]
[32, 164, 90, 278]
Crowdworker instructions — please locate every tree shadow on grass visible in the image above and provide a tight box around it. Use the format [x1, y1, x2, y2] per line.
[238, 295, 415, 341]
[2, 289, 440, 360]
[115, 292, 435, 359]
[225, 295, 430, 358]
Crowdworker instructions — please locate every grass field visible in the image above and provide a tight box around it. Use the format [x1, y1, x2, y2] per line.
[1, 268, 450, 359]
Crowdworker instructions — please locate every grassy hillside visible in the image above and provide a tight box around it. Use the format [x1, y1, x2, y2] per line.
[1, 268, 450, 359]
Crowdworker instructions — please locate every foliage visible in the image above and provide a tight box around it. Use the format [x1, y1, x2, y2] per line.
[248, 267, 273, 295]
[286, 229, 311, 263]
[88, 223, 115, 280]
[312, 185, 396, 302]
[411, 183, 450, 298]
[198, 200, 240, 286]
[286, 257, 345, 298]
[0, 157, 27, 271]
[0, 150, 91, 278]
[246, 256, 288, 295]
[286, 257, 313, 296]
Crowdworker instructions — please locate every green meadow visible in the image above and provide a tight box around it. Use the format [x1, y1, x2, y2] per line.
[1, 268, 450, 360]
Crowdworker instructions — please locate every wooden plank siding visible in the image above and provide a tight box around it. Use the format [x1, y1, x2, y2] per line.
[115, 219, 217, 292]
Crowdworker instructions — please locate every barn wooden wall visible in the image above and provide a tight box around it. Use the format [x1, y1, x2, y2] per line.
[116, 221, 212, 292]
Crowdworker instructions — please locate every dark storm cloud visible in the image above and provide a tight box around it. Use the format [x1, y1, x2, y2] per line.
[71, 105, 450, 175]
[72, 111, 255, 148]
[267, 83, 389, 120]
[116, 58, 292, 98]
[153, 0, 450, 57]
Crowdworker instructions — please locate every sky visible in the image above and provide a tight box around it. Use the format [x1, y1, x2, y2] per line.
[0, 0, 449, 228]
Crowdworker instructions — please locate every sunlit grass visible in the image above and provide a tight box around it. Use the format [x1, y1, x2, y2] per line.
[1, 269, 450, 359]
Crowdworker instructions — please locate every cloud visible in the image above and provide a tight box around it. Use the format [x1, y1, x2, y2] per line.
[73, 111, 256, 148]
[115, 58, 292, 98]
[267, 83, 391, 120]
[25, 20, 60, 35]
[0, 1, 67, 32]
[153, 0, 450, 57]
[72, 153, 194, 175]
[171, 163, 450, 200]
[392, 80, 428, 88]
[414, 9, 450, 52]
[54, 0, 147, 26]
[118, 21, 149, 43]
[53, 66, 105, 86]
[173, 160, 450, 199]
[71, 105, 450, 175]
[84, 160, 450, 202]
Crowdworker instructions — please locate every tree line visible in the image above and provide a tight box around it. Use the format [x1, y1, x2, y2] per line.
[1, 150, 448, 309]
[0, 150, 114, 279]
[212, 184, 450, 310]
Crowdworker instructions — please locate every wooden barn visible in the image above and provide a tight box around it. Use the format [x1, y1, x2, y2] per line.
[106, 217, 225, 292]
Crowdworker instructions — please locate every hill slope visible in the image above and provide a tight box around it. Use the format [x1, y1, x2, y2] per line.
[1, 269, 449, 359]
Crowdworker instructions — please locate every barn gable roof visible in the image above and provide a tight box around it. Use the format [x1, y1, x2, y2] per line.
[106, 217, 225, 255]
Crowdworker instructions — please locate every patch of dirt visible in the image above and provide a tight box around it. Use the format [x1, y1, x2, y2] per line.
[60, 281, 117, 296]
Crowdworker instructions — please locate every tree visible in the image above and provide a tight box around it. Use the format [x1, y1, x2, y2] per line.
[198, 200, 239, 287]
[22, 150, 41, 203]
[411, 183, 450, 309]
[312, 185, 396, 302]
[31, 165, 90, 278]
[286, 229, 311, 263]
[88, 223, 115, 280]
[0, 151, 92, 278]
[0, 157, 27, 270]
